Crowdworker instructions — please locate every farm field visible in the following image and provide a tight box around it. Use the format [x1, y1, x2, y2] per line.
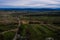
[15, 24, 60, 40]
[0, 11, 60, 40]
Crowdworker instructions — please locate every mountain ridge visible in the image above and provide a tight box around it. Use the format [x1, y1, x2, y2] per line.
[0, 8, 60, 11]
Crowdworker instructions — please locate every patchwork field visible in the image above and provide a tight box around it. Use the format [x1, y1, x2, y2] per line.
[15, 23, 60, 40]
[0, 12, 60, 40]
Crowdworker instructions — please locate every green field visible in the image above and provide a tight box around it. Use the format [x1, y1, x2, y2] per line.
[0, 15, 60, 40]
[0, 23, 17, 32]
[0, 31, 16, 40]
[18, 24, 60, 40]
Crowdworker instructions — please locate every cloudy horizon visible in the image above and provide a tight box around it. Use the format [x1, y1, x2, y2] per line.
[0, 0, 60, 8]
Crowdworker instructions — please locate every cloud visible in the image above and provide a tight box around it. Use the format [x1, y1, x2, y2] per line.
[0, 0, 60, 8]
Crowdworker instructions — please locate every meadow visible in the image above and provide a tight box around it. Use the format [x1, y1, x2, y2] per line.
[0, 11, 60, 40]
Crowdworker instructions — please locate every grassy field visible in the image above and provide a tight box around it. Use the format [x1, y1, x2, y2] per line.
[18, 24, 59, 40]
[0, 31, 16, 40]
[0, 15, 60, 40]
[0, 23, 17, 32]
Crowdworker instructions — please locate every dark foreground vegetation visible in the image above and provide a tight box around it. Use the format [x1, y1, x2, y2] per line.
[0, 10, 60, 40]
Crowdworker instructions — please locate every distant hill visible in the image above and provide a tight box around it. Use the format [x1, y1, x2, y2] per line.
[0, 8, 60, 11]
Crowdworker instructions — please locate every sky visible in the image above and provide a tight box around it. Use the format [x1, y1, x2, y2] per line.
[0, 0, 60, 8]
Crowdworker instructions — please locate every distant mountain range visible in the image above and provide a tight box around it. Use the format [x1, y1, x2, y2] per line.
[0, 8, 60, 11]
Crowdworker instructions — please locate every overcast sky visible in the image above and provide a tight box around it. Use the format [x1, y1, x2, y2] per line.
[0, 0, 60, 8]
